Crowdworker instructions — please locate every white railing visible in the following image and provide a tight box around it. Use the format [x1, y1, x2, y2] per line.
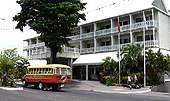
[81, 47, 94, 54]
[67, 20, 157, 41]
[96, 45, 119, 52]
[112, 27, 118, 33]
[95, 28, 111, 36]
[67, 35, 80, 40]
[36, 42, 45, 47]
[80, 40, 158, 54]
[63, 47, 80, 53]
[131, 20, 154, 30]
[81, 32, 94, 39]
[135, 40, 159, 47]
[121, 25, 130, 32]
[96, 46, 112, 52]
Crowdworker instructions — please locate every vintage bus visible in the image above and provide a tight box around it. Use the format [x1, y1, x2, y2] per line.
[22, 64, 72, 90]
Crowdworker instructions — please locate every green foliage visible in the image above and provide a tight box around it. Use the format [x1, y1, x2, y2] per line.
[13, 0, 86, 63]
[121, 44, 143, 75]
[104, 76, 116, 86]
[100, 57, 118, 85]
[0, 48, 28, 87]
[146, 49, 168, 85]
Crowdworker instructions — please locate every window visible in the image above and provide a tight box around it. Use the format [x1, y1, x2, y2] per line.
[101, 42, 105, 46]
[86, 44, 91, 48]
[137, 36, 143, 42]
[123, 21, 129, 25]
[124, 39, 129, 43]
[54, 68, 60, 74]
[100, 41, 111, 46]
[106, 41, 111, 46]
[145, 35, 153, 41]
[120, 38, 130, 44]
[61, 69, 67, 75]
[135, 18, 143, 23]
[136, 35, 153, 42]
[86, 43, 93, 48]
[146, 15, 152, 21]
[67, 69, 72, 75]
[86, 28, 90, 33]
[105, 25, 111, 29]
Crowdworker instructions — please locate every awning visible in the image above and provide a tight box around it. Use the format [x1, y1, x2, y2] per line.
[151, 48, 170, 56]
[73, 52, 119, 65]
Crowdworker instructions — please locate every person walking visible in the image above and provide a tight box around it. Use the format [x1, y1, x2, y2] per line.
[127, 75, 132, 90]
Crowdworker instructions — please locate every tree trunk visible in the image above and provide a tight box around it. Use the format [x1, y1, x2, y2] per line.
[50, 48, 58, 64]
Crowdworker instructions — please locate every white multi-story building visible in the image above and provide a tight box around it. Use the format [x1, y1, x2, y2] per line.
[23, 0, 170, 80]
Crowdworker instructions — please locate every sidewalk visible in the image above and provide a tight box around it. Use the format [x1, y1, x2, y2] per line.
[65, 80, 151, 94]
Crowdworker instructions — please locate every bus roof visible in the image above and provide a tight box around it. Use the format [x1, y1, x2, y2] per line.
[27, 64, 71, 69]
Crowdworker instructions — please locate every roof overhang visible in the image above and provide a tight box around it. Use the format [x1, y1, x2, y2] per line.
[73, 52, 119, 65]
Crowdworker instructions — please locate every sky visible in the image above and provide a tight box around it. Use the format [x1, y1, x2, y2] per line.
[0, 0, 170, 56]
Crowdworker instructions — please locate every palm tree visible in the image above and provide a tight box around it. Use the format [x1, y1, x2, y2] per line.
[121, 44, 143, 75]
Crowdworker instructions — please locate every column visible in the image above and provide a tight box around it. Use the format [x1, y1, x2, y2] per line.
[70, 58, 73, 67]
[94, 23, 97, 53]
[28, 40, 31, 59]
[129, 14, 133, 43]
[86, 65, 88, 80]
[80, 26, 83, 53]
[111, 19, 114, 47]
[152, 9, 156, 47]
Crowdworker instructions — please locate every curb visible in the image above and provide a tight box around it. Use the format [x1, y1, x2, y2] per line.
[0, 87, 23, 91]
[93, 89, 151, 94]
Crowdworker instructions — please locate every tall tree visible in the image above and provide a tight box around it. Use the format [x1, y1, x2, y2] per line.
[13, 0, 86, 63]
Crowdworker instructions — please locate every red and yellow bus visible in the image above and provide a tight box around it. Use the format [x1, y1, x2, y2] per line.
[22, 64, 72, 90]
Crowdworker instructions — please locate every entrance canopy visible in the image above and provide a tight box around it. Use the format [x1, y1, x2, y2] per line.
[73, 52, 119, 65]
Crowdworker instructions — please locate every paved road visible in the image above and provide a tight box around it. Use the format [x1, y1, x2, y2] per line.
[0, 87, 170, 101]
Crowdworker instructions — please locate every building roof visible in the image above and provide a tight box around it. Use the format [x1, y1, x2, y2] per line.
[79, 0, 168, 25]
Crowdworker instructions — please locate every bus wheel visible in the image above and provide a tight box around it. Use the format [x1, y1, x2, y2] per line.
[22, 80, 28, 87]
[38, 82, 44, 90]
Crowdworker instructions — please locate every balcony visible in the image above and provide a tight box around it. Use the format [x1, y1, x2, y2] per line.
[95, 28, 111, 36]
[81, 32, 94, 39]
[81, 40, 159, 54]
[68, 20, 157, 41]
[131, 20, 155, 30]
[81, 47, 94, 54]
[23, 42, 46, 51]
[96, 45, 118, 52]
[67, 35, 80, 40]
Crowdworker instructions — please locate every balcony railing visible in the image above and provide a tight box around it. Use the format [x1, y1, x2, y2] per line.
[27, 46, 80, 59]
[81, 40, 159, 54]
[63, 47, 80, 53]
[81, 47, 94, 54]
[96, 28, 111, 36]
[96, 45, 118, 52]
[81, 32, 94, 39]
[68, 20, 157, 41]
[135, 40, 159, 47]
[67, 35, 80, 40]
[131, 20, 154, 30]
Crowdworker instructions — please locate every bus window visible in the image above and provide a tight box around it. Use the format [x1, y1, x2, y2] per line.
[48, 68, 52, 74]
[67, 69, 72, 75]
[29, 69, 33, 74]
[44, 68, 48, 74]
[61, 68, 67, 75]
[54, 68, 60, 74]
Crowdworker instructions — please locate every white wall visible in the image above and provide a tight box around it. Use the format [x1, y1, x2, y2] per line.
[158, 11, 170, 50]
